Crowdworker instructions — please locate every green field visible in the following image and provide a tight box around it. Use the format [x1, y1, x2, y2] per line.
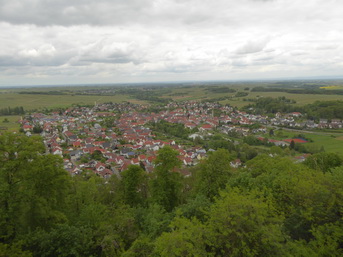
[2, 84, 343, 110]
[264, 129, 343, 154]
[0, 92, 135, 111]
[162, 86, 343, 107]
[305, 134, 343, 154]
[0, 115, 21, 132]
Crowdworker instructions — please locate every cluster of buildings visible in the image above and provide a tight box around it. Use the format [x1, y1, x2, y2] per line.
[18, 100, 339, 177]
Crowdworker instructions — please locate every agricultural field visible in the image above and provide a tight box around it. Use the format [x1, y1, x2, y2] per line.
[305, 133, 343, 154]
[0, 115, 21, 132]
[0, 92, 132, 110]
[2, 82, 343, 111]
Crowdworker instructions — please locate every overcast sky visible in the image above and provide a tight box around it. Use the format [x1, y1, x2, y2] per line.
[1, 0, 343, 86]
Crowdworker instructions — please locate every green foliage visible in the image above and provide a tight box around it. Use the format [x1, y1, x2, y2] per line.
[204, 137, 236, 151]
[205, 86, 236, 93]
[304, 100, 343, 119]
[235, 91, 249, 97]
[1, 132, 342, 256]
[90, 150, 103, 161]
[244, 96, 297, 114]
[135, 204, 174, 239]
[0, 106, 25, 116]
[205, 189, 287, 256]
[0, 242, 32, 257]
[303, 152, 343, 172]
[150, 146, 182, 211]
[32, 125, 43, 134]
[121, 165, 148, 207]
[149, 120, 192, 140]
[194, 149, 234, 200]
[122, 236, 155, 257]
[23, 224, 95, 257]
[154, 216, 208, 257]
[0, 133, 68, 240]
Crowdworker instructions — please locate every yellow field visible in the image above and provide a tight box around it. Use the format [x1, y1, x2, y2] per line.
[319, 85, 343, 90]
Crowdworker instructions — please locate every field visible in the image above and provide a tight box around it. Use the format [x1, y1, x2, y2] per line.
[2, 83, 343, 111]
[265, 129, 343, 154]
[0, 115, 21, 132]
[305, 133, 343, 154]
[0, 92, 134, 110]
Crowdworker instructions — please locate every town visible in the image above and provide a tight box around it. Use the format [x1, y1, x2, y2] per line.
[18, 100, 342, 178]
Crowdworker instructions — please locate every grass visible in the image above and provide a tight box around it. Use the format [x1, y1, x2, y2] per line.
[0, 93, 133, 111]
[0, 115, 21, 132]
[2, 85, 343, 110]
[304, 134, 343, 154]
[259, 129, 343, 154]
[220, 91, 343, 108]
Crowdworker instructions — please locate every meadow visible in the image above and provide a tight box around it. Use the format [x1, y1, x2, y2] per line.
[0, 115, 21, 132]
[0, 92, 132, 110]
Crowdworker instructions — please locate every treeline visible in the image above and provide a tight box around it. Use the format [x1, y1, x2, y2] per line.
[251, 86, 343, 95]
[205, 87, 236, 93]
[244, 97, 343, 120]
[0, 106, 25, 115]
[1, 133, 343, 256]
[19, 91, 67, 95]
[243, 96, 297, 114]
[305, 100, 343, 120]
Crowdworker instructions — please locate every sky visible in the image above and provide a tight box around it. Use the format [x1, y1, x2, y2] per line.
[1, 0, 343, 86]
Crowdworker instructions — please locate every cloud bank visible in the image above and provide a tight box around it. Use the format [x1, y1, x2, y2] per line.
[1, 0, 343, 85]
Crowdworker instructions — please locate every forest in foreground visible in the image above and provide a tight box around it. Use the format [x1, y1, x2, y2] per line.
[0, 133, 342, 257]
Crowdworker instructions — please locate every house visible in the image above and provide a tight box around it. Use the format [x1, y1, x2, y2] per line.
[95, 162, 106, 172]
[52, 147, 63, 156]
[230, 159, 242, 168]
[199, 124, 213, 132]
[23, 125, 33, 131]
[183, 157, 193, 166]
[69, 150, 83, 160]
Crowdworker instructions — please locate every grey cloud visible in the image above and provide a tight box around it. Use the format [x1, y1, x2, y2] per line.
[0, 0, 153, 26]
[1, 0, 343, 85]
[0, 0, 284, 27]
[235, 39, 269, 54]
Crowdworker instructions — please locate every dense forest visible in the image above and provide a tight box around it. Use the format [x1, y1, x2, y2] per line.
[0, 133, 342, 256]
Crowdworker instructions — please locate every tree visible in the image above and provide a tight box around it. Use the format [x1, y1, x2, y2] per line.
[269, 128, 274, 136]
[23, 224, 95, 257]
[154, 217, 208, 257]
[0, 133, 70, 241]
[32, 125, 43, 134]
[205, 189, 287, 256]
[150, 146, 182, 211]
[121, 165, 148, 207]
[289, 140, 295, 150]
[194, 149, 234, 200]
[303, 152, 343, 173]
